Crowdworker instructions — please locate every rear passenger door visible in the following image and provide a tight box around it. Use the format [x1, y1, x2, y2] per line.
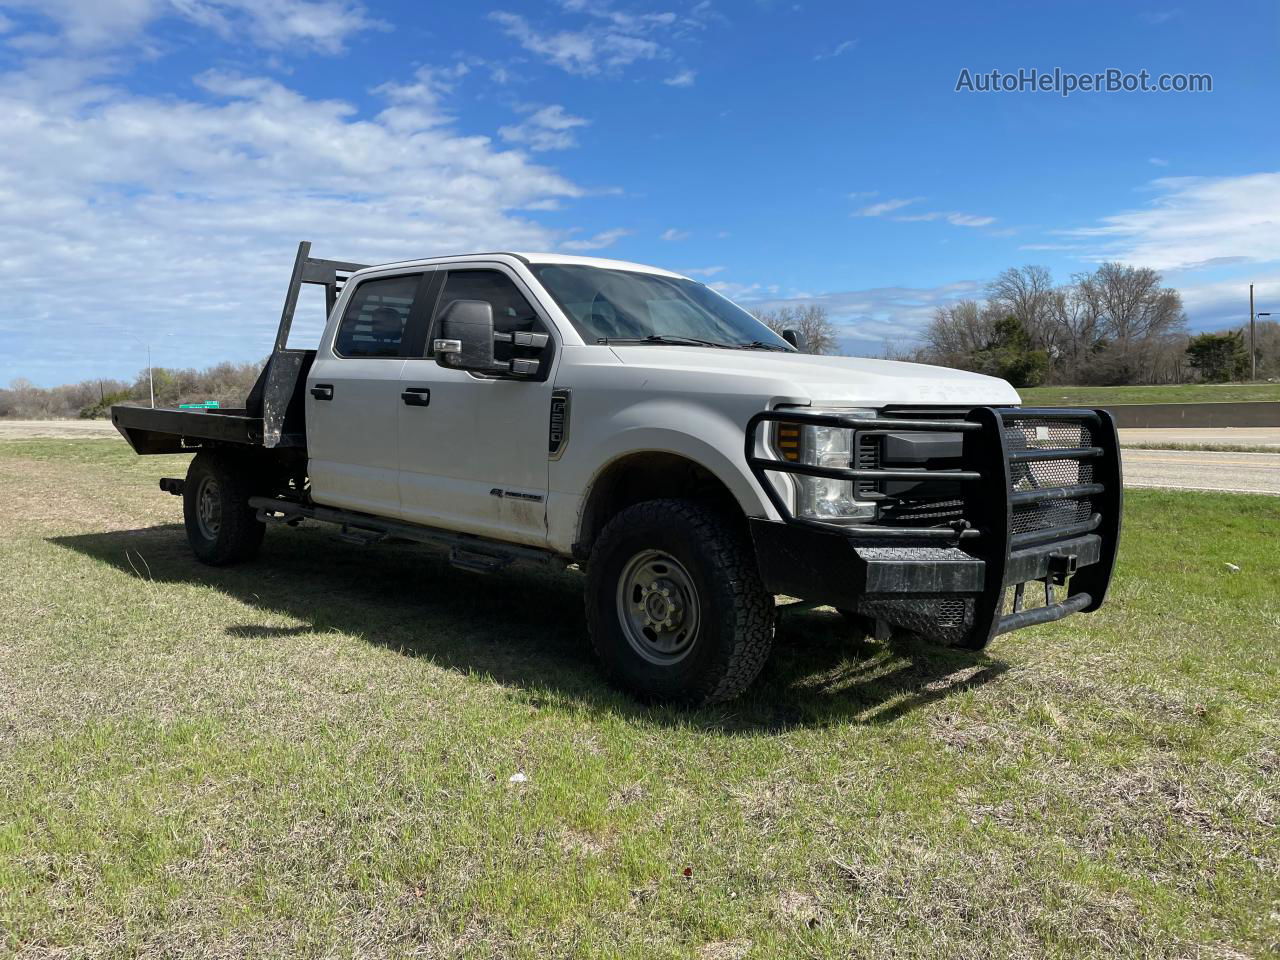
[397, 265, 557, 545]
[307, 271, 433, 519]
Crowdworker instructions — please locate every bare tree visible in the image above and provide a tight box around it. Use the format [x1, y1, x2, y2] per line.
[753, 304, 838, 355]
[1089, 262, 1187, 383]
[1046, 276, 1105, 381]
[921, 300, 997, 367]
[987, 265, 1056, 351]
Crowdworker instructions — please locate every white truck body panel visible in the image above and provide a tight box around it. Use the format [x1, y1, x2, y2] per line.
[305, 252, 1020, 553]
[306, 355, 405, 518]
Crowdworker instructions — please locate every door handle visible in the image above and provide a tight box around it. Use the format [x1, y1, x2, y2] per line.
[310, 383, 334, 401]
[401, 387, 431, 407]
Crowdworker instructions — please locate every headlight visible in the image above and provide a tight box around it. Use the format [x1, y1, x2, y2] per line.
[772, 407, 877, 521]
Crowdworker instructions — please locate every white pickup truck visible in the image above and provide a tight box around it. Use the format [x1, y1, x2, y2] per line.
[113, 243, 1122, 704]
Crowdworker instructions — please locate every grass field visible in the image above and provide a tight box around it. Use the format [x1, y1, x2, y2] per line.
[1, 439, 1277, 959]
[1018, 382, 1280, 406]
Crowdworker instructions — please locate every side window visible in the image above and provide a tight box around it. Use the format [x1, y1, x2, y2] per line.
[333, 274, 420, 358]
[434, 270, 546, 362]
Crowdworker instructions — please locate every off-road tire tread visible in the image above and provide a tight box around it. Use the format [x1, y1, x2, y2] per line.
[184, 452, 265, 566]
[586, 498, 774, 704]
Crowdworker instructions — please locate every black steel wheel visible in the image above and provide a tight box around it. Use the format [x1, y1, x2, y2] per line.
[183, 452, 265, 566]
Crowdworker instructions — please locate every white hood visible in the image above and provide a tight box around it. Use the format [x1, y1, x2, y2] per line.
[607, 346, 1021, 408]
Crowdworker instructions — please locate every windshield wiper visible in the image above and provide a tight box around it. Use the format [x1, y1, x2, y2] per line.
[739, 340, 792, 352]
[597, 335, 734, 349]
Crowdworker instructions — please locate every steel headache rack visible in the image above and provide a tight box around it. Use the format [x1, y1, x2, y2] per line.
[744, 406, 1122, 650]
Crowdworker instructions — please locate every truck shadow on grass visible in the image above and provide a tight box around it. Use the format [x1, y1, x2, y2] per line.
[51, 523, 1007, 731]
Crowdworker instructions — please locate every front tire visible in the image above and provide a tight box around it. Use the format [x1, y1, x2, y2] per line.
[585, 499, 774, 705]
[183, 451, 265, 566]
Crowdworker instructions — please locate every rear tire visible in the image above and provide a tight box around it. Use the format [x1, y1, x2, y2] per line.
[585, 498, 774, 705]
[183, 451, 265, 566]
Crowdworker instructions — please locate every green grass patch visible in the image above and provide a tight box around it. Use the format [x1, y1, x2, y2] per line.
[1018, 382, 1280, 406]
[1, 440, 1277, 958]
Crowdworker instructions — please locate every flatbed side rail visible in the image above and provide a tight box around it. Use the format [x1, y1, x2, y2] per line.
[112, 404, 266, 454]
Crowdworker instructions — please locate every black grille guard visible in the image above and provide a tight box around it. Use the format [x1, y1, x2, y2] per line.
[744, 406, 1123, 648]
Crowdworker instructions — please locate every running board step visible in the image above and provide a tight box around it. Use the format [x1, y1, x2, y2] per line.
[449, 547, 512, 574]
[334, 524, 387, 546]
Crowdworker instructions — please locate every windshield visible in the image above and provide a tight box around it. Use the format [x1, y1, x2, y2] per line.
[530, 264, 792, 350]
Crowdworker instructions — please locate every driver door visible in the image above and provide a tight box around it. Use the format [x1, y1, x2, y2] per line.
[397, 264, 557, 546]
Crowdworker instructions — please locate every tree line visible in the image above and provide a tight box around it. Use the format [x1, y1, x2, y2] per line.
[0, 361, 264, 419]
[900, 262, 1277, 387]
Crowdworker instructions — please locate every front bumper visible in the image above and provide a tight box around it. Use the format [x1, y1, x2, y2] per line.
[744, 406, 1122, 649]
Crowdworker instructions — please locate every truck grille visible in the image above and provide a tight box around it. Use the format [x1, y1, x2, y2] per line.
[745, 404, 1122, 650]
[1004, 415, 1096, 537]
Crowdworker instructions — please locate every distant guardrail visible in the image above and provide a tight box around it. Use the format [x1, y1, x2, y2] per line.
[1100, 401, 1280, 429]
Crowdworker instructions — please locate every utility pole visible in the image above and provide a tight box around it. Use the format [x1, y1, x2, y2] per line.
[1249, 284, 1256, 381]
[147, 345, 155, 408]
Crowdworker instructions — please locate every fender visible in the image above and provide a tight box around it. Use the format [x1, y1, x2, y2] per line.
[546, 396, 785, 555]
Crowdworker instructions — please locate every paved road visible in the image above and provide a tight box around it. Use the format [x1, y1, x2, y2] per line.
[1119, 427, 1280, 449]
[0, 419, 118, 439]
[1121, 448, 1280, 496]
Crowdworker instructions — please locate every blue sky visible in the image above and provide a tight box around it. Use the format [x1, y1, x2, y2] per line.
[1, 0, 1277, 385]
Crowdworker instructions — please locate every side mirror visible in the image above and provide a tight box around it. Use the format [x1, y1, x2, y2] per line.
[434, 300, 497, 372]
[781, 328, 807, 352]
[433, 300, 549, 377]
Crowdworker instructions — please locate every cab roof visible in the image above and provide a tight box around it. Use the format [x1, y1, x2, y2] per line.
[357, 251, 688, 280]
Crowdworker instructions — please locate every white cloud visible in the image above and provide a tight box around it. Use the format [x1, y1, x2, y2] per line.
[857, 196, 996, 227]
[0, 55, 590, 383]
[813, 38, 855, 61]
[855, 197, 920, 217]
[730, 280, 985, 351]
[682, 265, 725, 277]
[660, 227, 689, 242]
[0, 0, 383, 54]
[499, 104, 589, 151]
[943, 212, 995, 227]
[488, 2, 703, 78]
[1062, 172, 1280, 270]
[1149, 156, 1169, 166]
[489, 10, 661, 76]
[561, 227, 631, 251]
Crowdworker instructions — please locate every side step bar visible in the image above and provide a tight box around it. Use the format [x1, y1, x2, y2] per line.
[248, 496, 562, 573]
